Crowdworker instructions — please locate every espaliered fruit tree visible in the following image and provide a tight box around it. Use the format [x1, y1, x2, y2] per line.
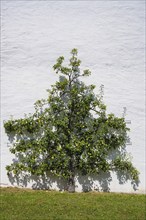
[4, 49, 139, 192]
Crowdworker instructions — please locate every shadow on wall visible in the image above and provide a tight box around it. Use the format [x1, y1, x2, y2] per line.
[7, 172, 67, 191]
[7, 170, 139, 192]
[77, 172, 112, 192]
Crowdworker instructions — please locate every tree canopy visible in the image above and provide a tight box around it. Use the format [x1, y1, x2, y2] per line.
[4, 49, 139, 192]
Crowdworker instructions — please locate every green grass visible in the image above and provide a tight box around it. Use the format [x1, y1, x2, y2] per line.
[0, 187, 145, 220]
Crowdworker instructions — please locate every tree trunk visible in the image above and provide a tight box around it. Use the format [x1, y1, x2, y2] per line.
[68, 173, 75, 193]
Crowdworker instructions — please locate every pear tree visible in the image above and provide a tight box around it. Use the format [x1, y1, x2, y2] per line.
[4, 49, 139, 192]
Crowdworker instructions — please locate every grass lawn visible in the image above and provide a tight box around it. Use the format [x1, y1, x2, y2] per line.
[0, 187, 145, 220]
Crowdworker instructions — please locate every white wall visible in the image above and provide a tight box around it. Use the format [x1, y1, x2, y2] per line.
[1, 0, 145, 193]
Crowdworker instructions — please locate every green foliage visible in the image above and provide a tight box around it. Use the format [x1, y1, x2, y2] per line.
[4, 49, 139, 190]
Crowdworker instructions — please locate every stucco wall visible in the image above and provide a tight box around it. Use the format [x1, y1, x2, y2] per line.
[1, 0, 145, 193]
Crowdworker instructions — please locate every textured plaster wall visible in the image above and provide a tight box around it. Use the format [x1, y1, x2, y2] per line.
[1, 0, 145, 193]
